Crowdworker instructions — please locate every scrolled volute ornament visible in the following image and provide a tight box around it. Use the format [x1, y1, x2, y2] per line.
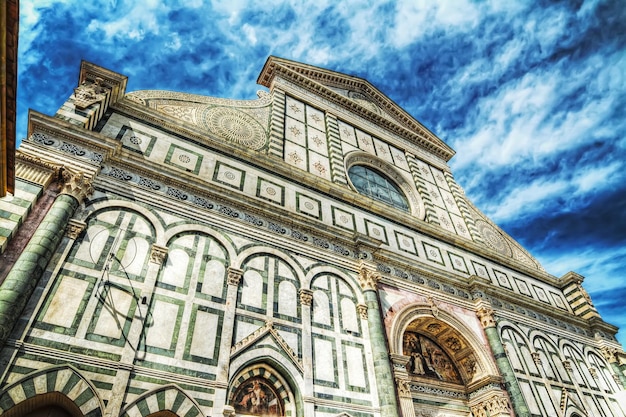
[60, 168, 94, 203]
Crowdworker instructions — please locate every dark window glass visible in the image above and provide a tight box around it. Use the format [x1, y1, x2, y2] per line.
[348, 165, 409, 211]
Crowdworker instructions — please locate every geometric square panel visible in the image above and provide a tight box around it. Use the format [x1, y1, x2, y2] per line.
[395, 231, 417, 255]
[296, 192, 321, 220]
[117, 125, 157, 156]
[550, 292, 567, 310]
[514, 277, 533, 297]
[286, 96, 305, 122]
[472, 261, 490, 279]
[257, 178, 284, 206]
[423, 242, 444, 265]
[450, 213, 473, 240]
[338, 121, 357, 147]
[365, 219, 388, 245]
[306, 105, 325, 131]
[430, 166, 450, 190]
[332, 206, 355, 231]
[212, 161, 245, 191]
[308, 153, 331, 181]
[533, 285, 550, 304]
[165, 144, 203, 175]
[448, 252, 468, 273]
[355, 129, 374, 153]
[307, 127, 328, 156]
[493, 269, 512, 289]
[285, 117, 306, 146]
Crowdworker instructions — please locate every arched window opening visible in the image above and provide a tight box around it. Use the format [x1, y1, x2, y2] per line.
[348, 165, 409, 211]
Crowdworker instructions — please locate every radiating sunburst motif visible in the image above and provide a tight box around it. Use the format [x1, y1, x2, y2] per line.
[202, 106, 266, 150]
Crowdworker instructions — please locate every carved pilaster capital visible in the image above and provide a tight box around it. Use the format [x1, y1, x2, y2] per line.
[601, 346, 618, 363]
[358, 264, 380, 292]
[476, 306, 496, 328]
[149, 245, 168, 265]
[531, 352, 542, 366]
[60, 169, 94, 203]
[227, 267, 244, 286]
[562, 360, 573, 372]
[221, 405, 236, 417]
[395, 377, 411, 398]
[65, 219, 87, 239]
[299, 289, 313, 306]
[485, 394, 511, 415]
[589, 367, 598, 379]
[356, 303, 368, 320]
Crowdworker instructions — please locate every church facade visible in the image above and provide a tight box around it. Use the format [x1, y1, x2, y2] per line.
[0, 57, 624, 417]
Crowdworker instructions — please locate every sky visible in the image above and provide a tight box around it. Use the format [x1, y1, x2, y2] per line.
[17, 0, 626, 346]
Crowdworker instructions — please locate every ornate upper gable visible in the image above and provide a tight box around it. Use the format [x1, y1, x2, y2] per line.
[257, 56, 455, 161]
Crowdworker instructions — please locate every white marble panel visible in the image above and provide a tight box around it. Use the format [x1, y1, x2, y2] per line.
[162, 248, 189, 287]
[313, 290, 331, 326]
[242, 270, 264, 308]
[278, 281, 297, 317]
[314, 338, 335, 382]
[202, 260, 225, 297]
[146, 300, 179, 349]
[345, 345, 366, 387]
[93, 286, 133, 339]
[190, 310, 218, 358]
[75, 224, 108, 264]
[119, 236, 149, 276]
[43, 277, 89, 327]
[340, 298, 358, 333]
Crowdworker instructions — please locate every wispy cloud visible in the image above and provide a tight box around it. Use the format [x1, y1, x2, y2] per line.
[17, 0, 626, 345]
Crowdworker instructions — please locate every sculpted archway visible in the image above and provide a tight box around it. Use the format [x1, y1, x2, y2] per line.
[388, 302, 510, 417]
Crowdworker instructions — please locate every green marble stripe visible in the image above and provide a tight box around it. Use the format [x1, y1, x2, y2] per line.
[610, 361, 626, 389]
[0, 194, 78, 349]
[484, 325, 531, 417]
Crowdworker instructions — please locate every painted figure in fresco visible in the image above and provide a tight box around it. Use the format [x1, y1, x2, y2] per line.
[234, 378, 282, 416]
[403, 331, 461, 384]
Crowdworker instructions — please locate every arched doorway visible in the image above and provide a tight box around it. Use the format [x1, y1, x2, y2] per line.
[389, 304, 510, 417]
[2, 393, 84, 417]
[227, 363, 298, 417]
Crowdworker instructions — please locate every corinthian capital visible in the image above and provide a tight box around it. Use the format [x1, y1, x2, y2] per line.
[476, 306, 496, 328]
[358, 265, 380, 292]
[60, 169, 94, 203]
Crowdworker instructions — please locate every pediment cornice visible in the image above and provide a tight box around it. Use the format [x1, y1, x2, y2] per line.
[257, 56, 455, 161]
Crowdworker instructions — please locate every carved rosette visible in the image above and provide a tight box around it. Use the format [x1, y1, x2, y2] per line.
[149, 245, 168, 265]
[299, 289, 313, 306]
[60, 169, 94, 203]
[65, 219, 86, 239]
[227, 267, 244, 286]
[395, 377, 411, 398]
[358, 265, 379, 292]
[357, 303, 368, 320]
[476, 306, 496, 329]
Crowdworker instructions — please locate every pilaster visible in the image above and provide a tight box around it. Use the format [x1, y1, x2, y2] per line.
[299, 288, 315, 417]
[325, 112, 348, 185]
[359, 262, 400, 417]
[214, 267, 243, 413]
[267, 89, 287, 158]
[475, 300, 529, 417]
[442, 170, 484, 243]
[405, 153, 440, 226]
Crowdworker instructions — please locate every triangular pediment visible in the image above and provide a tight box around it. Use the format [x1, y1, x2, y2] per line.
[257, 56, 455, 161]
[231, 321, 303, 374]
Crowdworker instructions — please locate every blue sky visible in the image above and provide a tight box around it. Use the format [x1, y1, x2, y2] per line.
[17, 0, 626, 346]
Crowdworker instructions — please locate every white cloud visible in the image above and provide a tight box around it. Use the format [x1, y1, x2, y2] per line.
[242, 23, 257, 46]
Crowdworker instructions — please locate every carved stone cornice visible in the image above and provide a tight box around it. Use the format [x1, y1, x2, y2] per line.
[227, 267, 244, 286]
[149, 245, 168, 265]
